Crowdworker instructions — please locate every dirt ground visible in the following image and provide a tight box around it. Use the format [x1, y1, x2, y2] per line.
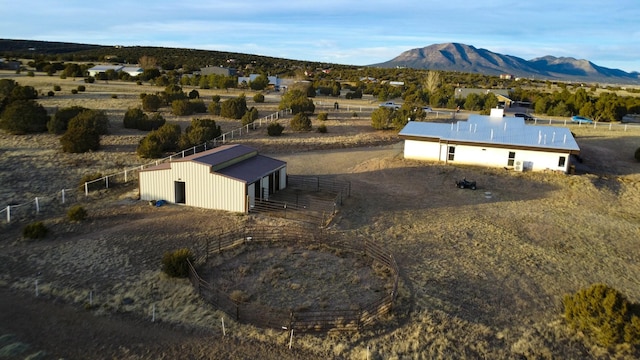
[2, 72, 640, 359]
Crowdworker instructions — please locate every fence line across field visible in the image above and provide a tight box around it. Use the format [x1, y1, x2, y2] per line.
[1, 109, 291, 224]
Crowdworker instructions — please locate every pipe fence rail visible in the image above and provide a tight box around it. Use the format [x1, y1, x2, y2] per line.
[2, 110, 290, 225]
[187, 224, 399, 332]
[249, 176, 351, 227]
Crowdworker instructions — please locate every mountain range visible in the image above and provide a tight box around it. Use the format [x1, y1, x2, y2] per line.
[372, 43, 640, 84]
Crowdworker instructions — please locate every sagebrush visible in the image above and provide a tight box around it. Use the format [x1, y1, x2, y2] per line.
[162, 248, 195, 278]
[563, 283, 640, 347]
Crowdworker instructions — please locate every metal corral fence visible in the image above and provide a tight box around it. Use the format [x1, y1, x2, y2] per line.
[187, 224, 399, 332]
[1, 110, 290, 225]
[250, 175, 351, 227]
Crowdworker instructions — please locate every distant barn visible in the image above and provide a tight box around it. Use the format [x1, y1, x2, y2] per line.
[139, 144, 287, 213]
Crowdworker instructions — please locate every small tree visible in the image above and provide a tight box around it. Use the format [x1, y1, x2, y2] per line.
[188, 89, 200, 99]
[279, 89, 315, 115]
[317, 112, 328, 121]
[172, 99, 193, 116]
[137, 123, 181, 158]
[138, 112, 165, 131]
[141, 93, 162, 112]
[0, 100, 49, 134]
[249, 74, 270, 91]
[208, 101, 221, 115]
[241, 107, 259, 126]
[220, 95, 248, 119]
[290, 113, 312, 131]
[371, 107, 394, 130]
[178, 118, 221, 149]
[48, 106, 89, 134]
[253, 93, 265, 103]
[60, 112, 101, 153]
[267, 122, 284, 136]
[123, 107, 148, 129]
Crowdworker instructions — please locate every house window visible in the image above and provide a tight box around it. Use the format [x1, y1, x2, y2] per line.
[448, 146, 455, 161]
[507, 151, 516, 167]
[558, 156, 566, 167]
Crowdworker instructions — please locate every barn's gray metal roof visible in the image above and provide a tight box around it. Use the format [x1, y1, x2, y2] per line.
[140, 144, 286, 183]
[398, 114, 580, 152]
[217, 155, 286, 183]
[175, 144, 257, 166]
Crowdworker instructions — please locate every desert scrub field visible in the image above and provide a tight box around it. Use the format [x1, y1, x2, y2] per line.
[1, 71, 640, 359]
[202, 243, 392, 312]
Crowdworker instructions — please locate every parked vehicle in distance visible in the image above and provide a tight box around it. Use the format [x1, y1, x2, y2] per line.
[455, 178, 477, 190]
[421, 106, 433, 113]
[571, 115, 594, 124]
[514, 113, 534, 121]
[379, 101, 401, 110]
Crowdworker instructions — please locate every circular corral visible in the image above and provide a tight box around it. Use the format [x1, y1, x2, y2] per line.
[188, 225, 400, 332]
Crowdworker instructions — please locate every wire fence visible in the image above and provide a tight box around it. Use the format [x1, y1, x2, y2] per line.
[187, 224, 400, 332]
[1, 109, 291, 225]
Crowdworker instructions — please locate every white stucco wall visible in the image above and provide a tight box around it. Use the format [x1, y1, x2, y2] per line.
[404, 139, 571, 172]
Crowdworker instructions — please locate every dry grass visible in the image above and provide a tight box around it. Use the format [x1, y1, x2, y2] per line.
[202, 244, 389, 311]
[1, 70, 640, 359]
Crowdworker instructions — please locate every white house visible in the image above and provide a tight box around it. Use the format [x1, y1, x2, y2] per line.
[121, 66, 144, 77]
[237, 74, 281, 89]
[398, 109, 581, 173]
[87, 65, 124, 77]
[139, 144, 287, 213]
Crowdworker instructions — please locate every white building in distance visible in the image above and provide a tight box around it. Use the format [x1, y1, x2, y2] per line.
[398, 109, 580, 173]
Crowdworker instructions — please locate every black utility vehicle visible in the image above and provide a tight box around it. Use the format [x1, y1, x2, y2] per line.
[455, 178, 477, 190]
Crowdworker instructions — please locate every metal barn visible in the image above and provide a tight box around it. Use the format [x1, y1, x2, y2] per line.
[139, 144, 287, 213]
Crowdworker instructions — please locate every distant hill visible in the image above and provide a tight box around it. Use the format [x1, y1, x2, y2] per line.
[372, 43, 640, 84]
[0, 39, 102, 54]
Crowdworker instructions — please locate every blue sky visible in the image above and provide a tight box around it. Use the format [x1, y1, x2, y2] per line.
[2, 0, 639, 72]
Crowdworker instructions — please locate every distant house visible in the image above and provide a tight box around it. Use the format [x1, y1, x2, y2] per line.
[121, 66, 144, 77]
[200, 66, 237, 77]
[398, 109, 580, 173]
[455, 88, 513, 107]
[87, 65, 124, 77]
[359, 76, 377, 83]
[139, 144, 287, 213]
[0, 58, 20, 70]
[621, 114, 640, 123]
[237, 74, 281, 89]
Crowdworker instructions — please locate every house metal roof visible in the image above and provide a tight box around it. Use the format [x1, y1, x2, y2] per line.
[398, 114, 580, 153]
[88, 65, 124, 72]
